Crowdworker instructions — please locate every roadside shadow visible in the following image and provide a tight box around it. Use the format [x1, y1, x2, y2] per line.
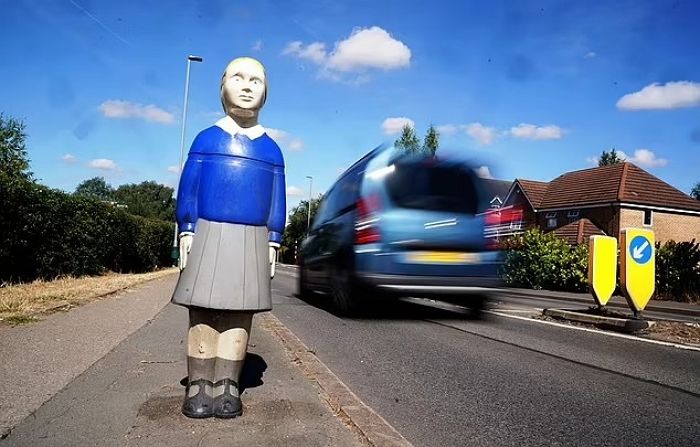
[296, 289, 489, 321]
[178, 353, 268, 393]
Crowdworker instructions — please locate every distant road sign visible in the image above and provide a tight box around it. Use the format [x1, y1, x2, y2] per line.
[588, 236, 617, 306]
[620, 229, 655, 313]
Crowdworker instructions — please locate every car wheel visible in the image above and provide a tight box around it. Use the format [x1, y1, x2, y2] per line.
[298, 265, 312, 298]
[330, 270, 362, 316]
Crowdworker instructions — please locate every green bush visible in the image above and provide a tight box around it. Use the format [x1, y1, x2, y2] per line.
[0, 174, 174, 283]
[501, 228, 589, 292]
[655, 239, 700, 302]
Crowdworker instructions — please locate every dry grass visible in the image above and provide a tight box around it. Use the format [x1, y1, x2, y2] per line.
[0, 268, 178, 325]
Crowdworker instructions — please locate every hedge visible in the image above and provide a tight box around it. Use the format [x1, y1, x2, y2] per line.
[655, 239, 700, 302]
[0, 175, 174, 283]
[500, 229, 589, 292]
[501, 229, 700, 302]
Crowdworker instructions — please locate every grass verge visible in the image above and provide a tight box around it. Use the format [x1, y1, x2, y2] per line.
[0, 268, 178, 326]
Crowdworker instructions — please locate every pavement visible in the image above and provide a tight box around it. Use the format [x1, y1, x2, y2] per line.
[0, 273, 384, 446]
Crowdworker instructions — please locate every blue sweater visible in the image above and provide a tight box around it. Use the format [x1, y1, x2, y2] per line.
[176, 125, 286, 244]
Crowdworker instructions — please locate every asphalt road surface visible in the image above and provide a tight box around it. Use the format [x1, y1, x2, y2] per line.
[272, 265, 699, 447]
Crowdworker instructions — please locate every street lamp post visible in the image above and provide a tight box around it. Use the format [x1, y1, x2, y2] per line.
[306, 175, 313, 234]
[172, 55, 203, 261]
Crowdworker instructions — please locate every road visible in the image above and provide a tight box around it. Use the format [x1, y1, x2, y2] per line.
[272, 265, 699, 447]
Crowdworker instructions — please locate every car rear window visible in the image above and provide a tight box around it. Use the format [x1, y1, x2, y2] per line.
[384, 162, 479, 214]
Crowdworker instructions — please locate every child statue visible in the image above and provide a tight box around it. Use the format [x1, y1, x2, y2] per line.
[172, 57, 286, 418]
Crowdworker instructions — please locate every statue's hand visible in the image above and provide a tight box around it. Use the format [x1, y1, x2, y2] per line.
[269, 242, 280, 279]
[179, 232, 195, 270]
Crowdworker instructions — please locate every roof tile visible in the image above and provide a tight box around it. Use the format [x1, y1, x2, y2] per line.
[515, 179, 549, 208]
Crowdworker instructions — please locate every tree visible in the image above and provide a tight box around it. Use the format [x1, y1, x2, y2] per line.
[75, 177, 115, 201]
[395, 124, 420, 153]
[0, 114, 32, 181]
[691, 182, 700, 201]
[598, 148, 624, 166]
[422, 125, 440, 155]
[280, 195, 323, 264]
[114, 181, 175, 221]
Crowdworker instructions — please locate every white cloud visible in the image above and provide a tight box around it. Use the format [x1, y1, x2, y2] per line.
[326, 27, 411, 72]
[628, 149, 667, 167]
[465, 123, 497, 146]
[283, 26, 411, 79]
[62, 153, 77, 164]
[88, 158, 117, 171]
[252, 40, 263, 52]
[167, 165, 180, 174]
[286, 185, 304, 197]
[584, 51, 596, 59]
[99, 100, 175, 124]
[266, 128, 304, 151]
[436, 124, 460, 135]
[586, 149, 667, 168]
[475, 166, 493, 179]
[381, 117, 415, 135]
[283, 41, 327, 64]
[510, 123, 564, 140]
[617, 81, 700, 110]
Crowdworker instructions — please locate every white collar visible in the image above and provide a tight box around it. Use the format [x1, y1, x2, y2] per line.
[215, 116, 265, 140]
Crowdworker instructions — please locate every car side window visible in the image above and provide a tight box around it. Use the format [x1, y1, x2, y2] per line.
[332, 170, 364, 216]
[311, 188, 334, 229]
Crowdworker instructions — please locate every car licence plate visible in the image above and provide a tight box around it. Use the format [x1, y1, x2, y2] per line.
[405, 251, 481, 264]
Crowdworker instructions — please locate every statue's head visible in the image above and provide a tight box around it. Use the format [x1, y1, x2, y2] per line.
[220, 57, 267, 120]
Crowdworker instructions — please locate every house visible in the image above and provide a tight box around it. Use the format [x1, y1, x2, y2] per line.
[501, 162, 700, 244]
[479, 179, 512, 212]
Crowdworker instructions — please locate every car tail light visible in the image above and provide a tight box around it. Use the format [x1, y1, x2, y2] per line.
[484, 206, 523, 249]
[355, 194, 381, 244]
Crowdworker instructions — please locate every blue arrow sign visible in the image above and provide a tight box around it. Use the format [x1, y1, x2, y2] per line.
[629, 235, 652, 264]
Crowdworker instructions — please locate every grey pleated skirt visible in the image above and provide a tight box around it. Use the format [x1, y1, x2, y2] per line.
[171, 219, 271, 311]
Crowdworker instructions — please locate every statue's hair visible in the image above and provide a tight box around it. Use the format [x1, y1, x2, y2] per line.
[220, 57, 267, 112]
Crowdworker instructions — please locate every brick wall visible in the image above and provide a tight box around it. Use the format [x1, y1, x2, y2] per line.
[619, 208, 700, 243]
[504, 187, 536, 228]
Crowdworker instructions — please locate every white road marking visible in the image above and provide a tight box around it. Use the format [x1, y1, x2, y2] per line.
[484, 310, 700, 352]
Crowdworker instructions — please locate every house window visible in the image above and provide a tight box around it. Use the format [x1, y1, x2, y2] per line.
[567, 210, 580, 219]
[643, 209, 653, 226]
[545, 212, 557, 228]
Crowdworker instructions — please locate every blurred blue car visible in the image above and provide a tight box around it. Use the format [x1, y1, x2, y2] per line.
[298, 144, 503, 315]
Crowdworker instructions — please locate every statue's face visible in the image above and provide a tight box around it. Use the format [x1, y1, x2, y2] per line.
[222, 59, 266, 112]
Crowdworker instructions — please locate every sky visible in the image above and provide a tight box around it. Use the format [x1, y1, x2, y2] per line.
[2, 0, 699, 217]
